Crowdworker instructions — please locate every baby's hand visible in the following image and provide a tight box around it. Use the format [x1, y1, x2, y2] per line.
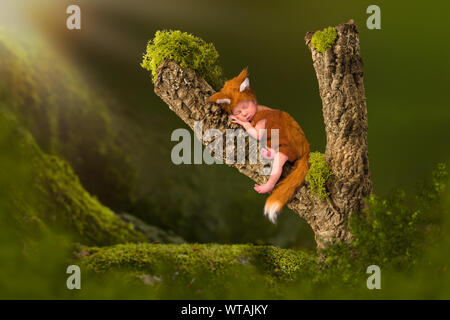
[261, 148, 275, 160]
[229, 115, 248, 126]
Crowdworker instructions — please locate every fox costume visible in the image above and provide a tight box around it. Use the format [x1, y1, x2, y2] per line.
[209, 67, 310, 223]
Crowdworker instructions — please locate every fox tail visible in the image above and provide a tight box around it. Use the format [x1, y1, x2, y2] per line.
[264, 155, 309, 224]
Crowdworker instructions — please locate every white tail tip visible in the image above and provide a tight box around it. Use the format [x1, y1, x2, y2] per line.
[264, 201, 281, 224]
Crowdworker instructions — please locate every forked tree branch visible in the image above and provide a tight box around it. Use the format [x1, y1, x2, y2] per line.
[153, 20, 371, 249]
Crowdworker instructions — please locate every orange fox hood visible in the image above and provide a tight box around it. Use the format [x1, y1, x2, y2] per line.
[209, 67, 257, 114]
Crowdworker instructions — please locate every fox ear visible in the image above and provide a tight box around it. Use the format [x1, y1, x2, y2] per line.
[209, 92, 231, 104]
[215, 98, 231, 104]
[239, 77, 250, 92]
[237, 66, 249, 80]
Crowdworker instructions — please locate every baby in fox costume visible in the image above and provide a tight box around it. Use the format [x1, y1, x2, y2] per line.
[209, 67, 310, 223]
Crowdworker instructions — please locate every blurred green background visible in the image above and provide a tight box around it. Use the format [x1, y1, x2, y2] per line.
[2, 0, 450, 247]
[0, 0, 449, 299]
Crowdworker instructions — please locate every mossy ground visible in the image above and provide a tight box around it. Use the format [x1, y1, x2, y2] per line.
[75, 242, 317, 298]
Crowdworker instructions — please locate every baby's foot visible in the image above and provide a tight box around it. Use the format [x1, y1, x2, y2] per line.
[261, 148, 275, 160]
[254, 182, 275, 194]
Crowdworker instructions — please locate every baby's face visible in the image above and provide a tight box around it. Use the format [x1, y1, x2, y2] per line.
[231, 100, 257, 122]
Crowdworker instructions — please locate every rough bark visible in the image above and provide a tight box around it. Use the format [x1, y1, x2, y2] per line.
[305, 20, 372, 242]
[153, 20, 371, 250]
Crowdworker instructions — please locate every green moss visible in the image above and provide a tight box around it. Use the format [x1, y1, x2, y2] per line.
[32, 154, 148, 246]
[316, 163, 448, 291]
[140, 30, 224, 89]
[0, 111, 147, 246]
[305, 152, 333, 201]
[348, 163, 448, 270]
[76, 242, 316, 297]
[311, 26, 337, 53]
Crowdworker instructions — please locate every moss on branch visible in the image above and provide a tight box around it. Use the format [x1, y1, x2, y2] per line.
[140, 30, 224, 89]
[305, 152, 333, 201]
[311, 26, 337, 53]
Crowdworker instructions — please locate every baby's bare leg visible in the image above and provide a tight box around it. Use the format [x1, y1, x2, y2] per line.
[254, 152, 289, 194]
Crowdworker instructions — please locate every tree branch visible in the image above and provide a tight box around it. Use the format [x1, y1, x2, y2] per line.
[153, 19, 371, 250]
[305, 19, 372, 217]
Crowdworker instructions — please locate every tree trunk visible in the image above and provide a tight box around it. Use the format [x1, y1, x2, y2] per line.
[153, 20, 371, 250]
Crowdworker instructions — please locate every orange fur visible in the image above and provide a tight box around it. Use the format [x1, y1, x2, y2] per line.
[210, 68, 310, 223]
[257, 109, 310, 222]
[208, 67, 257, 114]
[264, 153, 310, 223]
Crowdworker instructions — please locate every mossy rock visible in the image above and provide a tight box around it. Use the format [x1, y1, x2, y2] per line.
[75, 242, 317, 296]
[0, 111, 147, 246]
